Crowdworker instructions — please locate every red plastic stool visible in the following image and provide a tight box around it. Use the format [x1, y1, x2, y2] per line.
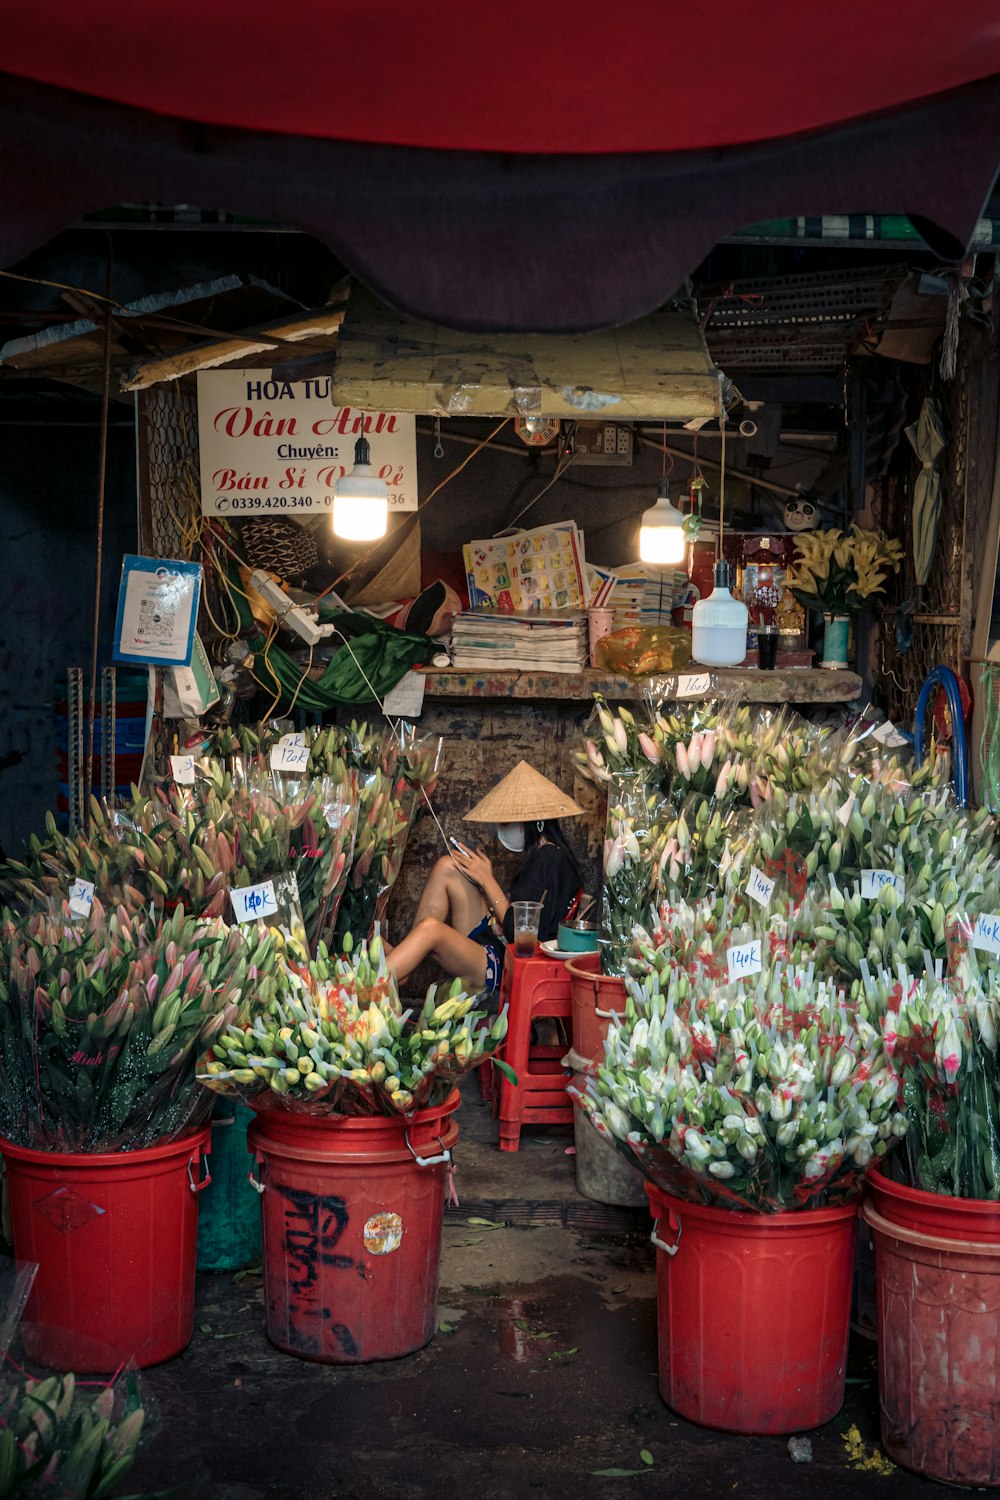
[496, 948, 573, 1152]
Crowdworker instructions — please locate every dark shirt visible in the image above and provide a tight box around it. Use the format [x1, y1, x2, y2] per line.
[501, 842, 580, 944]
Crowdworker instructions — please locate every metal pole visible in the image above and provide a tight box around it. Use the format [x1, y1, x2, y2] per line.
[85, 243, 114, 825]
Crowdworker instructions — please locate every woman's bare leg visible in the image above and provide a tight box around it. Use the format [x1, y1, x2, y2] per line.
[414, 855, 487, 935]
[386, 917, 489, 989]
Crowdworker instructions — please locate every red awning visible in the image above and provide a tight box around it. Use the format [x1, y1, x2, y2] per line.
[2, 6, 1000, 332]
[5, 0, 1000, 155]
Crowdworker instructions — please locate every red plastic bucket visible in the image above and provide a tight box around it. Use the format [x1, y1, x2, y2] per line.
[864, 1197, 1000, 1485]
[248, 1091, 460, 1364]
[646, 1182, 857, 1433]
[565, 953, 626, 1063]
[867, 1158, 1000, 1241]
[1, 1129, 211, 1372]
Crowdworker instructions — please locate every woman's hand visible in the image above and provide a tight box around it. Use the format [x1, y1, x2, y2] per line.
[450, 844, 494, 891]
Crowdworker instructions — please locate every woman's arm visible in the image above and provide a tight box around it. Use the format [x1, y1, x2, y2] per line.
[448, 846, 510, 926]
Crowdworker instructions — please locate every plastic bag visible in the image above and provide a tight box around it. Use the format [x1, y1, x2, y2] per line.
[595, 625, 692, 676]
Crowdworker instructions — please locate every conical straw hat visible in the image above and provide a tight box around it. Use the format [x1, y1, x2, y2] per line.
[464, 761, 583, 823]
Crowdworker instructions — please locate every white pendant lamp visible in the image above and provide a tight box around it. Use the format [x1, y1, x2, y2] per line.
[332, 435, 389, 541]
[639, 478, 687, 565]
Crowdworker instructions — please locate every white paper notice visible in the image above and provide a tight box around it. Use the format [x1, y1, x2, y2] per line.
[972, 913, 1000, 955]
[727, 940, 762, 982]
[170, 754, 196, 786]
[861, 868, 904, 899]
[383, 672, 427, 719]
[871, 720, 909, 749]
[270, 733, 309, 772]
[230, 880, 279, 924]
[676, 674, 711, 698]
[746, 866, 776, 908]
[68, 878, 95, 918]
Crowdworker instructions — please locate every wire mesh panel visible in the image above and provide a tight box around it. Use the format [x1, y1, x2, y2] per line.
[137, 383, 200, 559]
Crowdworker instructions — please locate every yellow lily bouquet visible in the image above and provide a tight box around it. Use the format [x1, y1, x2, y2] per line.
[791, 526, 903, 616]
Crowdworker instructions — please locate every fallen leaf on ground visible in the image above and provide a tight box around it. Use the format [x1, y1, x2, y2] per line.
[842, 1424, 894, 1476]
[639, 1450, 654, 1467]
[591, 1468, 651, 1478]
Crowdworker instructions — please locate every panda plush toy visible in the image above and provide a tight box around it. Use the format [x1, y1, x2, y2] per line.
[783, 498, 820, 533]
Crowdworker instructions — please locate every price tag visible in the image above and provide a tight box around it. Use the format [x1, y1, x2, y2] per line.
[68, 878, 95, 918]
[270, 733, 309, 772]
[861, 868, 904, 899]
[972, 913, 1000, 955]
[677, 673, 711, 698]
[230, 880, 279, 924]
[727, 939, 762, 982]
[170, 754, 196, 786]
[746, 866, 776, 908]
[837, 792, 856, 828]
[871, 720, 909, 749]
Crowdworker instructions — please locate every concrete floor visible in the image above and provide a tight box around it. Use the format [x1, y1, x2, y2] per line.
[125, 1083, 932, 1500]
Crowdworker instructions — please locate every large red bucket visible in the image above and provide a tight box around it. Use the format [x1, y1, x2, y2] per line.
[864, 1192, 1000, 1485]
[565, 952, 626, 1063]
[248, 1091, 460, 1364]
[2, 1129, 211, 1372]
[868, 1158, 1000, 1241]
[646, 1183, 857, 1433]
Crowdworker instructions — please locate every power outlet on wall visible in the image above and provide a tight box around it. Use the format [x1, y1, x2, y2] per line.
[570, 421, 634, 465]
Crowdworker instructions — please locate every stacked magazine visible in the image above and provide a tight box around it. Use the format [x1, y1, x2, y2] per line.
[450, 611, 587, 673]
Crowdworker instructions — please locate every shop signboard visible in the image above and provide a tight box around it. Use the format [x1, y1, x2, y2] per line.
[196, 370, 418, 516]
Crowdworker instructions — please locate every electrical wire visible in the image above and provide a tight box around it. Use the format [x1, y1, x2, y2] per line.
[313, 416, 513, 605]
[502, 448, 580, 531]
[284, 642, 315, 716]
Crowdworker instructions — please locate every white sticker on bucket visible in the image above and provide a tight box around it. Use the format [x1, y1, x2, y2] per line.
[364, 1211, 403, 1256]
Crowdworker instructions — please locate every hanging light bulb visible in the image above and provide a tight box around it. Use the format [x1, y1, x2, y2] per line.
[332, 435, 388, 541]
[639, 478, 686, 565]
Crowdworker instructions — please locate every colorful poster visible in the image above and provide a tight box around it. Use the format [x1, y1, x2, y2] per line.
[196, 370, 417, 516]
[463, 522, 587, 612]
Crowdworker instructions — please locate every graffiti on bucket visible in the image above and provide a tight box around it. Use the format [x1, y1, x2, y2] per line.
[279, 1184, 358, 1357]
[363, 1212, 403, 1255]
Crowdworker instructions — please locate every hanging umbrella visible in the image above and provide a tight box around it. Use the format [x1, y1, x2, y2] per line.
[905, 397, 946, 586]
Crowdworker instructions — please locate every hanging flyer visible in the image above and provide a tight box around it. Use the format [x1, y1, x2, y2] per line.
[113, 555, 202, 668]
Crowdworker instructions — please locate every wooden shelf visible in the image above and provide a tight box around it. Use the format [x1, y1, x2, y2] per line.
[422, 667, 863, 704]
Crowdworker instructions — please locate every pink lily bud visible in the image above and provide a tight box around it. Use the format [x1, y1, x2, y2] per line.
[638, 732, 659, 764]
[675, 742, 690, 778]
[700, 730, 717, 769]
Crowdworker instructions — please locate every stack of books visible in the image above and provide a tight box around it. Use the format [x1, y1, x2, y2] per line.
[450, 611, 588, 673]
[608, 566, 688, 629]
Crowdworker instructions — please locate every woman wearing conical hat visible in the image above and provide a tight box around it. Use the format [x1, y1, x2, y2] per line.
[387, 762, 584, 996]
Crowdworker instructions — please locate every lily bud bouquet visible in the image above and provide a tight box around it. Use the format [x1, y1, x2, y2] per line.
[202, 933, 509, 1118]
[572, 960, 905, 1211]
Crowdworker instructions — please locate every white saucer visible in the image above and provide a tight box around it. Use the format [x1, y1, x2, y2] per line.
[539, 939, 579, 960]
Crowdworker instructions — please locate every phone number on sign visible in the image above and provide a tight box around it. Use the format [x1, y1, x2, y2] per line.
[210, 493, 410, 512]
